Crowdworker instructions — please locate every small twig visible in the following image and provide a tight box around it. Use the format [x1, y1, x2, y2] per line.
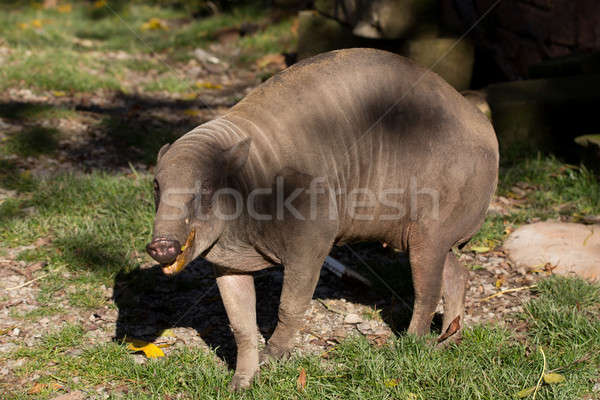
[532, 346, 546, 400]
[547, 350, 598, 373]
[4, 274, 47, 291]
[0, 299, 24, 309]
[480, 285, 537, 302]
[48, 373, 68, 384]
[6, 265, 32, 280]
[316, 299, 344, 315]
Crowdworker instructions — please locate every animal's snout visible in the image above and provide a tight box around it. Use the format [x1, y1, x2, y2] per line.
[146, 238, 181, 264]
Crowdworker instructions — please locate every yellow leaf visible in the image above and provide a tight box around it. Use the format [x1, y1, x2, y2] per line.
[93, 0, 106, 9]
[195, 81, 223, 90]
[141, 18, 169, 31]
[495, 277, 504, 288]
[543, 373, 565, 384]
[384, 378, 398, 387]
[470, 246, 490, 253]
[516, 386, 536, 398]
[32, 19, 43, 28]
[0, 326, 15, 335]
[58, 4, 72, 13]
[126, 339, 165, 358]
[183, 108, 201, 117]
[181, 92, 197, 100]
[52, 90, 67, 97]
[18, 22, 29, 29]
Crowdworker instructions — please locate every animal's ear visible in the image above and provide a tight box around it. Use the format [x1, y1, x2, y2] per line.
[157, 143, 170, 163]
[222, 138, 251, 174]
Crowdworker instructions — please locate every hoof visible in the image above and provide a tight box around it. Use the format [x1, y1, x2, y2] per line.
[435, 332, 463, 349]
[259, 344, 292, 365]
[228, 374, 254, 391]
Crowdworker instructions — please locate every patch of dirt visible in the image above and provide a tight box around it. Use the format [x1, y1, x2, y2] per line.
[0, 233, 546, 391]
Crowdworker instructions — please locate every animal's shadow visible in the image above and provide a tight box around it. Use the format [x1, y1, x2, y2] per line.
[113, 243, 434, 368]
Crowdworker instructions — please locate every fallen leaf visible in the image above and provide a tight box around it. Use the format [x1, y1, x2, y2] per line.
[181, 92, 197, 100]
[516, 386, 536, 398]
[141, 18, 169, 31]
[495, 276, 505, 289]
[297, 367, 307, 391]
[0, 326, 16, 335]
[28, 383, 46, 395]
[437, 316, 460, 343]
[470, 246, 490, 253]
[195, 81, 223, 90]
[93, 0, 106, 9]
[32, 19, 43, 28]
[384, 378, 399, 387]
[543, 373, 565, 384]
[126, 339, 165, 358]
[543, 263, 557, 274]
[52, 91, 67, 97]
[183, 108, 202, 117]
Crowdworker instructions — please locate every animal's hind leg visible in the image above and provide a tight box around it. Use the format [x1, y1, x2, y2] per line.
[406, 233, 447, 335]
[441, 251, 467, 334]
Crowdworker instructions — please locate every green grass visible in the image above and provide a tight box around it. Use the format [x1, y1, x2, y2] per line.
[2, 276, 598, 399]
[0, 48, 123, 92]
[470, 154, 600, 248]
[0, 153, 598, 400]
[0, 2, 295, 93]
[4, 126, 59, 156]
[142, 74, 194, 93]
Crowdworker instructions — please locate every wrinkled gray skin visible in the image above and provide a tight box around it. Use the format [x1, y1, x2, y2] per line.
[147, 48, 499, 390]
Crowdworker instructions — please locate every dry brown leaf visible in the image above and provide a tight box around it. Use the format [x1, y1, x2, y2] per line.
[296, 367, 307, 391]
[437, 316, 460, 343]
[28, 383, 46, 395]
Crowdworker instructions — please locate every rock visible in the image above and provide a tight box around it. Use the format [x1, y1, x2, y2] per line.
[404, 37, 474, 90]
[343, 313, 362, 324]
[442, 0, 600, 79]
[296, 11, 363, 60]
[575, 134, 600, 169]
[193, 48, 221, 65]
[484, 74, 600, 154]
[315, 0, 438, 39]
[503, 222, 600, 280]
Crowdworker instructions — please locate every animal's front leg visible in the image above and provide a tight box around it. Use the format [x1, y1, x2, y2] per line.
[261, 257, 324, 363]
[216, 271, 259, 391]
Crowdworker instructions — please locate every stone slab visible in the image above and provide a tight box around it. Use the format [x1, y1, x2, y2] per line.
[503, 222, 600, 281]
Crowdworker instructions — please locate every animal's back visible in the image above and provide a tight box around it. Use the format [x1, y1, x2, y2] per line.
[218, 48, 498, 246]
